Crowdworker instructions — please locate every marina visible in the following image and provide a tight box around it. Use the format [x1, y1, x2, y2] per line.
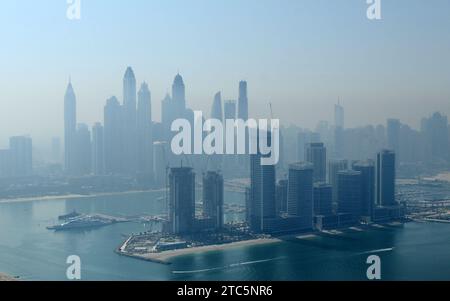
[47, 214, 129, 231]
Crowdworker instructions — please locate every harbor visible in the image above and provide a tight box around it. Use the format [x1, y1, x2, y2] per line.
[1, 190, 450, 280]
[47, 213, 130, 231]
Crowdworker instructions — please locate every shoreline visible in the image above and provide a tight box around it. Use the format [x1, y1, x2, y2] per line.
[116, 222, 408, 265]
[0, 189, 166, 204]
[0, 273, 17, 281]
[117, 237, 281, 265]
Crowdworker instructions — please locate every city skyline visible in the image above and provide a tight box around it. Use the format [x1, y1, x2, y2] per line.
[2, 0, 450, 283]
[0, 65, 448, 177]
[2, 0, 450, 147]
[1, 67, 449, 153]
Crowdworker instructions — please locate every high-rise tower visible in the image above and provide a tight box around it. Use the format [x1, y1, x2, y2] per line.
[168, 167, 195, 234]
[353, 160, 375, 217]
[137, 82, 153, 180]
[75, 123, 92, 175]
[211, 92, 223, 121]
[64, 79, 77, 174]
[337, 170, 362, 217]
[238, 81, 248, 121]
[306, 142, 327, 183]
[249, 131, 276, 233]
[202, 171, 224, 230]
[122, 67, 138, 173]
[224, 100, 237, 120]
[387, 119, 400, 165]
[92, 122, 105, 175]
[123, 67, 137, 123]
[287, 162, 314, 230]
[328, 159, 348, 203]
[172, 73, 186, 114]
[9, 136, 33, 177]
[104, 96, 123, 174]
[376, 150, 396, 206]
[334, 101, 344, 129]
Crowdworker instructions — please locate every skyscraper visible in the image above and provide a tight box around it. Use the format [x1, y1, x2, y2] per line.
[202, 171, 224, 230]
[287, 162, 314, 230]
[306, 142, 327, 183]
[249, 131, 276, 233]
[224, 100, 236, 120]
[223, 100, 238, 175]
[328, 159, 348, 204]
[334, 101, 344, 129]
[211, 92, 223, 121]
[168, 167, 195, 234]
[237, 81, 250, 173]
[387, 119, 401, 164]
[92, 122, 105, 175]
[421, 112, 450, 162]
[208, 92, 224, 171]
[75, 124, 92, 175]
[172, 73, 186, 114]
[337, 170, 362, 218]
[238, 81, 248, 121]
[123, 67, 138, 173]
[297, 131, 320, 162]
[353, 160, 375, 217]
[161, 73, 188, 143]
[276, 179, 288, 214]
[104, 96, 123, 174]
[161, 93, 174, 141]
[137, 82, 153, 179]
[9, 136, 32, 177]
[64, 80, 77, 174]
[313, 183, 333, 216]
[297, 131, 308, 162]
[123, 67, 137, 123]
[376, 150, 396, 206]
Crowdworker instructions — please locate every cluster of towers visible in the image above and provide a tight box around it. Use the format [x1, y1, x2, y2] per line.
[0, 136, 33, 178]
[63, 68, 250, 185]
[165, 142, 400, 236]
[63, 67, 406, 236]
[165, 168, 224, 234]
[64, 68, 153, 180]
[247, 140, 402, 234]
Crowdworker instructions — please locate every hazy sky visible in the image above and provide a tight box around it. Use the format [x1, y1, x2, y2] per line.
[1, 0, 450, 149]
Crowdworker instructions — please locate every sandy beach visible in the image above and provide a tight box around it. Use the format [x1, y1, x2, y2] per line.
[0, 179, 245, 205]
[0, 273, 17, 281]
[119, 237, 281, 264]
[0, 189, 166, 204]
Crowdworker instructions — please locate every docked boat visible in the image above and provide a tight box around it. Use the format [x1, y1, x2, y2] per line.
[48, 215, 115, 231]
[58, 210, 82, 220]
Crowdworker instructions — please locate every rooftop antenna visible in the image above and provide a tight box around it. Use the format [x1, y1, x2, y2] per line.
[269, 102, 274, 119]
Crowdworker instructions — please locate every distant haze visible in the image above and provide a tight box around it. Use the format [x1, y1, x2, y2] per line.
[1, 0, 450, 149]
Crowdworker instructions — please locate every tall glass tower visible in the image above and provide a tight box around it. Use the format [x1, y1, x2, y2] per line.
[64, 80, 77, 174]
